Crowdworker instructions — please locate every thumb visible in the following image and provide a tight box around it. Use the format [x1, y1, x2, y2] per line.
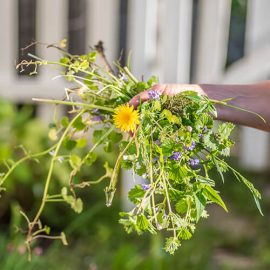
[128, 90, 151, 109]
[128, 84, 165, 109]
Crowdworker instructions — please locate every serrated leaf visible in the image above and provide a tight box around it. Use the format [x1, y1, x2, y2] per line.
[194, 193, 206, 222]
[196, 175, 215, 186]
[175, 200, 188, 214]
[218, 122, 235, 140]
[137, 214, 149, 231]
[203, 185, 228, 212]
[212, 156, 225, 183]
[164, 237, 181, 255]
[179, 228, 192, 240]
[128, 185, 145, 203]
[204, 133, 217, 150]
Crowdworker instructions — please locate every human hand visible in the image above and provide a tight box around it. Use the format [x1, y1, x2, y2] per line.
[129, 83, 206, 108]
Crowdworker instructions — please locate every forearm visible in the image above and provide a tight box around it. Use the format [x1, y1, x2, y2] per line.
[199, 81, 270, 131]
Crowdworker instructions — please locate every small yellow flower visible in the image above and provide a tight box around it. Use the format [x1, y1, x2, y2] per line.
[113, 104, 140, 132]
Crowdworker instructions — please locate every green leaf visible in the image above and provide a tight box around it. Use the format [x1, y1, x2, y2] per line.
[69, 154, 81, 170]
[64, 139, 77, 151]
[108, 131, 123, 144]
[164, 237, 181, 255]
[161, 109, 180, 124]
[194, 193, 206, 222]
[88, 51, 96, 61]
[137, 214, 149, 231]
[85, 152, 97, 166]
[44, 225, 51, 235]
[72, 198, 83, 213]
[153, 100, 161, 111]
[48, 128, 58, 141]
[61, 116, 69, 127]
[60, 57, 69, 65]
[204, 133, 217, 151]
[175, 200, 188, 214]
[203, 185, 228, 212]
[218, 122, 235, 140]
[73, 115, 86, 131]
[61, 187, 83, 213]
[93, 128, 110, 144]
[104, 141, 113, 152]
[76, 138, 87, 148]
[178, 228, 192, 240]
[212, 156, 225, 183]
[196, 175, 215, 186]
[121, 160, 133, 169]
[253, 194, 264, 216]
[128, 185, 145, 203]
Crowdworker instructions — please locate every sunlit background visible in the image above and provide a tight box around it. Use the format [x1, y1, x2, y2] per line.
[1, 0, 270, 269]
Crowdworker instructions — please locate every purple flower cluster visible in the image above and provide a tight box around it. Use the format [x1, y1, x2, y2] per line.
[148, 90, 161, 100]
[188, 158, 200, 166]
[91, 115, 103, 122]
[141, 183, 151, 191]
[183, 141, 196, 151]
[91, 108, 104, 122]
[170, 151, 182, 161]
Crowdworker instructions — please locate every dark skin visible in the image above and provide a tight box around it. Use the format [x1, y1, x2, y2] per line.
[129, 81, 270, 131]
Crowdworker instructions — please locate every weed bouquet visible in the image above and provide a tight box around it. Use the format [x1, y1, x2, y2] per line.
[0, 41, 262, 257]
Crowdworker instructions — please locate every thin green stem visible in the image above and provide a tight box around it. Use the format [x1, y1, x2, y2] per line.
[162, 174, 176, 238]
[123, 67, 138, 83]
[70, 126, 114, 185]
[32, 98, 115, 112]
[149, 140, 158, 226]
[211, 99, 266, 123]
[0, 144, 57, 187]
[27, 111, 85, 237]
[45, 199, 65, 203]
[105, 133, 136, 207]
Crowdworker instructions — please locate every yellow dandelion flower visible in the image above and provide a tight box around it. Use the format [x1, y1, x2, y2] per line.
[113, 104, 140, 132]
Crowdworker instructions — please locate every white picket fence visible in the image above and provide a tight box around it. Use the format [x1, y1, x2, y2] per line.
[1, 0, 270, 172]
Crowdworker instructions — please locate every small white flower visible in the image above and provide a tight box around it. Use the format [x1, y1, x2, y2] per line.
[142, 173, 147, 179]
[57, 156, 64, 163]
[201, 210, 209, 219]
[123, 155, 128, 161]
